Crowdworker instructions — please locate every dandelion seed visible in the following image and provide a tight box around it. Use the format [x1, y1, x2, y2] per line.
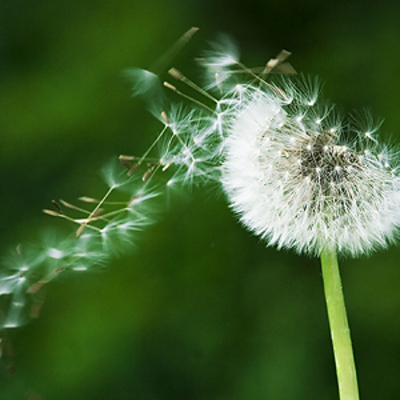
[198, 35, 240, 92]
[101, 159, 130, 189]
[125, 68, 166, 120]
[0, 246, 42, 296]
[99, 218, 142, 254]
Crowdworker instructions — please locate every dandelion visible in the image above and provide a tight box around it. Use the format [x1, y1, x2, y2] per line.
[206, 58, 400, 400]
[149, 35, 400, 259]
[126, 31, 400, 400]
[1, 28, 399, 400]
[220, 81, 400, 257]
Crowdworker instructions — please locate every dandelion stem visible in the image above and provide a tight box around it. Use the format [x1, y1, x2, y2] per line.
[320, 249, 359, 400]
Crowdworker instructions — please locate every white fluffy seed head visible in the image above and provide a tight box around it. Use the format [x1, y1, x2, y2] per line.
[126, 37, 400, 258]
[221, 82, 400, 257]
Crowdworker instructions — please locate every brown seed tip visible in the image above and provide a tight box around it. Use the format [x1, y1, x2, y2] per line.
[163, 81, 177, 92]
[120, 158, 132, 169]
[168, 68, 184, 80]
[161, 111, 170, 125]
[142, 169, 153, 182]
[79, 196, 99, 203]
[183, 27, 199, 40]
[43, 209, 61, 217]
[162, 161, 173, 171]
[276, 49, 291, 62]
[266, 58, 279, 69]
[59, 199, 76, 209]
[127, 164, 139, 176]
[119, 154, 135, 161]
[52, 200, 62, 212]
[264, 49, 296, 75]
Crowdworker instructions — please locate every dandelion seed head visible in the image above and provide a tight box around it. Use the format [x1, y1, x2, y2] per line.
[123, 36, 400, 258]
[221, 81, 400, 257]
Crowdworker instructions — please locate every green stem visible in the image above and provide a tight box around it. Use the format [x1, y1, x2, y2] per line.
[320, 248, 360, 400]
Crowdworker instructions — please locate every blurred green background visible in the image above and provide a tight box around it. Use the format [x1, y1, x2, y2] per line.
[2, 0, 400, 399]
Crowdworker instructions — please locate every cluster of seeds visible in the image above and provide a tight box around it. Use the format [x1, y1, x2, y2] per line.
[222, 82, 400, 256]
[2, 30, 400, 330]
